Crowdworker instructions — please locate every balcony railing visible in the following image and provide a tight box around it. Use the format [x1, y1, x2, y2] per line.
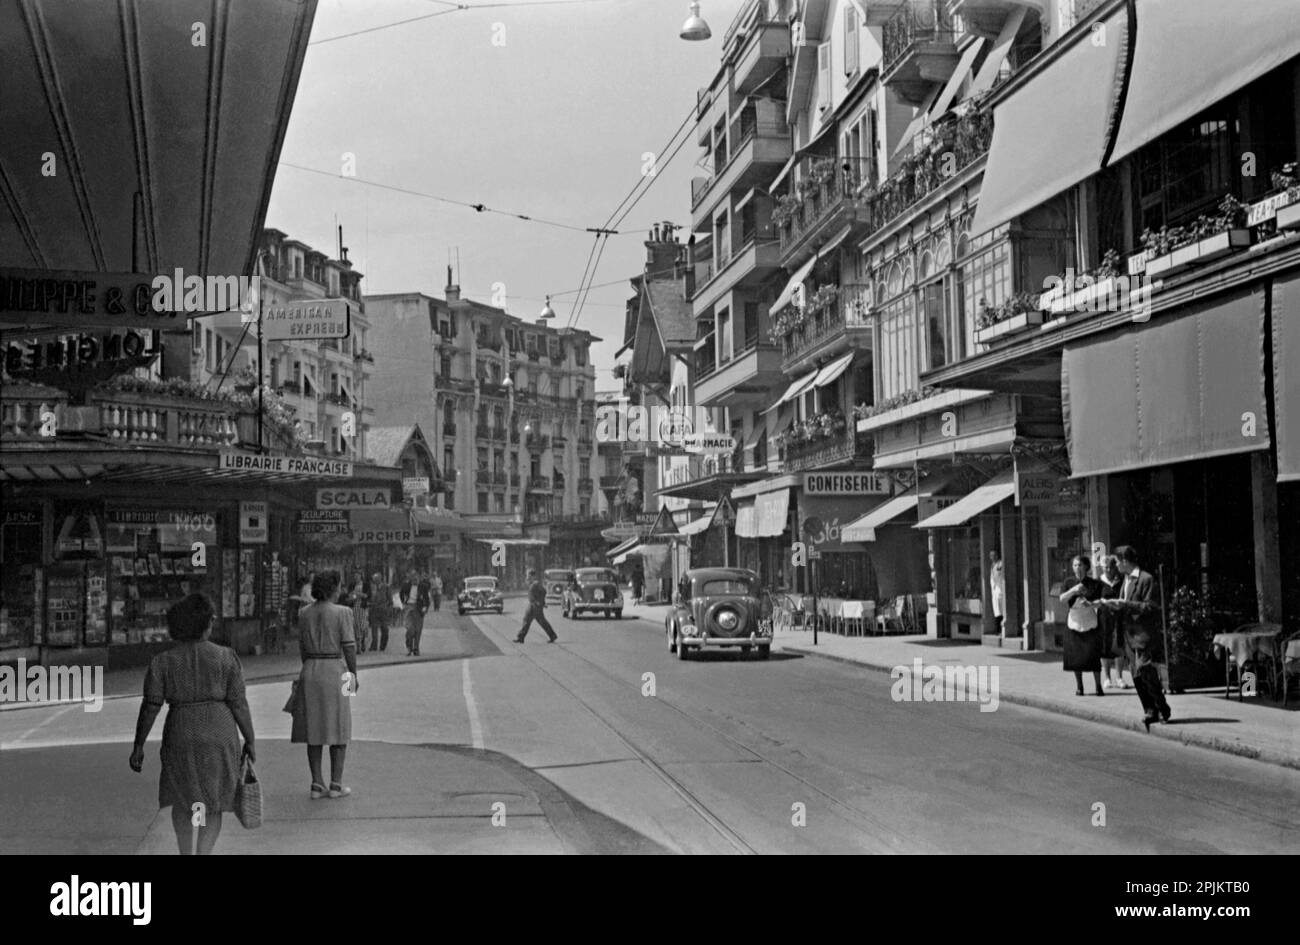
[779, 284, 872, 366]
[526, 434, 550, 451]
[882, 0, 958, 78]
[551, 433, 568, 447]
[2, 390, 246, 449]
[777, 429, 872, 472]
[599, 475, 622, 490]
[577, 477, 594, 492]
[476, 335, 502, 352]
[777, 157, 872, 253]
[529, 476, 552, 491]
[476, 423, 493, 440]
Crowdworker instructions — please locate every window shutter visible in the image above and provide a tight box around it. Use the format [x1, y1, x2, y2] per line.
[817, 42, 831, 104]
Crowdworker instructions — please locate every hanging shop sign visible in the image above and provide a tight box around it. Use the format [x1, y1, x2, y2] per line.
[350, 510, 412, 545]
[683, 432, 737, 455]
[239, 501, 268, 544]
[317, 488, 390, 510]
[802, 471, 893, 496]
[262, 298, 351, 341]
[219, 451, 352, 478]
[1016, 471, 1067, 508]
[917, 495, 958, 520]
[402, 477, 430, 496]
[2, 329, 162, 379]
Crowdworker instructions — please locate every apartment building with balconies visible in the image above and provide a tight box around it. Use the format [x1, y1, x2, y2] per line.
[195, 227, 373, 460]
[366, 274, 599, 539]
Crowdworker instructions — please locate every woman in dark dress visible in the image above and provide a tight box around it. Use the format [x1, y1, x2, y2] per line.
[129, 593, 255, 855]
[1059, 555, 1104, 696]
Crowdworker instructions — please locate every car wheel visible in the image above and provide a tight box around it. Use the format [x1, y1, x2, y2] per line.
[757, 644, 770, 660]
[668, 627, 677, 653]
[457, 607, 464, 616]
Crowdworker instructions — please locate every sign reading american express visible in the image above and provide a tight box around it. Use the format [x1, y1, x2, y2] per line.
[219, 452, 352, 477]
[803, 472, 892, 496]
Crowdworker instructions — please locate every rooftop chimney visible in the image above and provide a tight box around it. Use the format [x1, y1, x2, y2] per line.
[645, 220, 680, 280]
[445, 264, 460, 305]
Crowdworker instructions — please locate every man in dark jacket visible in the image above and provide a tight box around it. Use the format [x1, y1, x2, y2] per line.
[515, 568, 557, 643]
[1102, 545, 1170, 727]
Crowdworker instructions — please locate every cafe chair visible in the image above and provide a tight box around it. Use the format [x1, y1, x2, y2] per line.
[875, 597, 906, 635]
[840, 600, 867, 637]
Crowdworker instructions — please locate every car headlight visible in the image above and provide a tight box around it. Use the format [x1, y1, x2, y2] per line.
[717, 610, 738, 631]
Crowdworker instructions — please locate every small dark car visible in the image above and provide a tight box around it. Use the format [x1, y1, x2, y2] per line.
[666, 567, 772, 660]
[544, 569, 574, 604]
[457, 575, 504, 615]
[562, 567, 624, 619]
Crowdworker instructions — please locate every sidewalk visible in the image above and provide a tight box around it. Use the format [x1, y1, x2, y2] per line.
[1, 606, 491, 708]
[618, 597, 1300, 770]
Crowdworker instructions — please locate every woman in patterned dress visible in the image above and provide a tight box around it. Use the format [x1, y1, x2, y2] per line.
[129, 593, 255, 855]
[292, 570, 359, 799]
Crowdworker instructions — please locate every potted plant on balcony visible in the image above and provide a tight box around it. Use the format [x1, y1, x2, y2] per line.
[974, 292, 1045, 344]
[1270, 162, 1300, 230]
[772, 194, 801, 229]
[1137, 196, 1252, 278]
[1040, 249, 1125, 320]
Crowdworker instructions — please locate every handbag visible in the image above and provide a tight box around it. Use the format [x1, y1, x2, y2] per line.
[391, 589, 404, 610]
[1068, 599, 1098, 632]
[234, 756, 262, 829]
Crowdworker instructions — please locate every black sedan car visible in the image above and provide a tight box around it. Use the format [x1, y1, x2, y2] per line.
[457, 575, 504, 615]
[562, 567, 624, 619]
[544, 569, 574, 604]
[666, 567, 772, 660]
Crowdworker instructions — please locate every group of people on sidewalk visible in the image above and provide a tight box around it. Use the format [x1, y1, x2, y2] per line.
[1059, 545, 1172, 730]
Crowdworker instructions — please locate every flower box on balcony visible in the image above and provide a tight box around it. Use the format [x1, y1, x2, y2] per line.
[1276, 201, 1300, 231]
[974, 309, 1043, 344]
[1040, 276, 1119, 316]
[1147, 228, 1251, 277]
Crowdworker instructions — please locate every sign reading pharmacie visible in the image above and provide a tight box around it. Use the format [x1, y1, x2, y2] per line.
[802, 471, 893, 496]
[218, 451, 353, 478]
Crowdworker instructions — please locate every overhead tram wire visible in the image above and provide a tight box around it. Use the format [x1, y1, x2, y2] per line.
[309, 0, 618, 47]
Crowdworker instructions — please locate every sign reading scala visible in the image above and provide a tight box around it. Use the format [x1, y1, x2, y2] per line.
[218, 452, 352, 477]
[262, 298, 351, 340]
[316, 488, 390, 510]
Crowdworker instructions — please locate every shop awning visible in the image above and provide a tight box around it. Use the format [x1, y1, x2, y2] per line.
[968, 5, 1028, 96]
[755, 488, 790, 537]
[769, 154, 797, 194]
[611, 541, 642, 565]
[1062, 289, 1270, 478]
[891, 86, 943, 159]
[677, 515, 713, 537]
[930, 38, 985, 121]
[1107, 0, 1300, 167]
[772, 255, 818, 314]
[841, 471, 956, 543]
[814, 351, 855, 389]
[411, 508, 478, 533]
[607, 535, 641, 559]
[1273, 272, 1300, 483]
[744, 420, 768, 451]
[915, 469, 1016, 529]
[735, 503, 758, 538]
[969, 6, 1127, 237]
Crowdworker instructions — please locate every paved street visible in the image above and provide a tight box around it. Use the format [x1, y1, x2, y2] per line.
[3, 602, 1296, 854]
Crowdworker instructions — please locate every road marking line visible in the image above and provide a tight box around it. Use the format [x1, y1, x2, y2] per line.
[461, 659, 485, 750]
[2, 703, 77, 748]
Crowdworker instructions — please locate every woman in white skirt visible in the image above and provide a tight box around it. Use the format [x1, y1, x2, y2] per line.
[292, 570, 358, 799]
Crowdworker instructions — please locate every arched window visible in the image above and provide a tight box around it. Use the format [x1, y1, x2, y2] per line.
[918, 249, 936, 281]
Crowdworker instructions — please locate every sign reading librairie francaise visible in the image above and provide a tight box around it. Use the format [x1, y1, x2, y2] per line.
[218, 451, 352, 477]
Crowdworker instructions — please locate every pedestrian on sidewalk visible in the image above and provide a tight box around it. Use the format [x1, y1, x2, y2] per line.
[989, 551, 1005, 634]
[129, 593, 255, 855]
[431, 572, 444, 611]
[369, 572, 391, 652]
[1101, 545, 1171, 731]
[400, 568, 429, 656]
[346, 571, 370, 653]
[1098, 555, 1132, 689]
[1060, 555, 1104, 697]
[293, 570, 358, 799]
[515, 568, 557, 643]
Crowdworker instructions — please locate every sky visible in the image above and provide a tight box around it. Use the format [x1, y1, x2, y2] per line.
[266, 0, 751, 394]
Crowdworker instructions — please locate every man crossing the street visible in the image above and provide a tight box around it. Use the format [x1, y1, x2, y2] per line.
[515, 568, 557, 643]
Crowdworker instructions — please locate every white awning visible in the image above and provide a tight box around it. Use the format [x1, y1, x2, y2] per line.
[755, 488, 791, 537]
[769, 154, 797, 194]
[970, 6, 1126, 237]
[814, 350, 855, 389]
[1108, 0, 1300, 167]
[744, 419, 767, 450]
[611, 541, 642, 565]
[840, 471, 956, 543]
[772, 255, 817, 314]
[891, 86, 942, 159]
[763, 369, 818, 415]
[914, 469, 1016, 529]
[677, 515, 713, 536]
[931, 38, 985, 120]
[968, 6, 1027, 96]
[735, 503, 758, 538]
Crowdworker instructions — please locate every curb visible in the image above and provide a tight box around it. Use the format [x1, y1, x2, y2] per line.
[780, 644, 1300, 772]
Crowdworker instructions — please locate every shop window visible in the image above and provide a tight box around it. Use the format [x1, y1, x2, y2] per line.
[1135, 105, 1236, 235]
[0, 509, 44, 648]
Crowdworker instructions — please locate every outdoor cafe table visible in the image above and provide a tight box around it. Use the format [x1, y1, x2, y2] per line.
[1212, 625, 1282, 698]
